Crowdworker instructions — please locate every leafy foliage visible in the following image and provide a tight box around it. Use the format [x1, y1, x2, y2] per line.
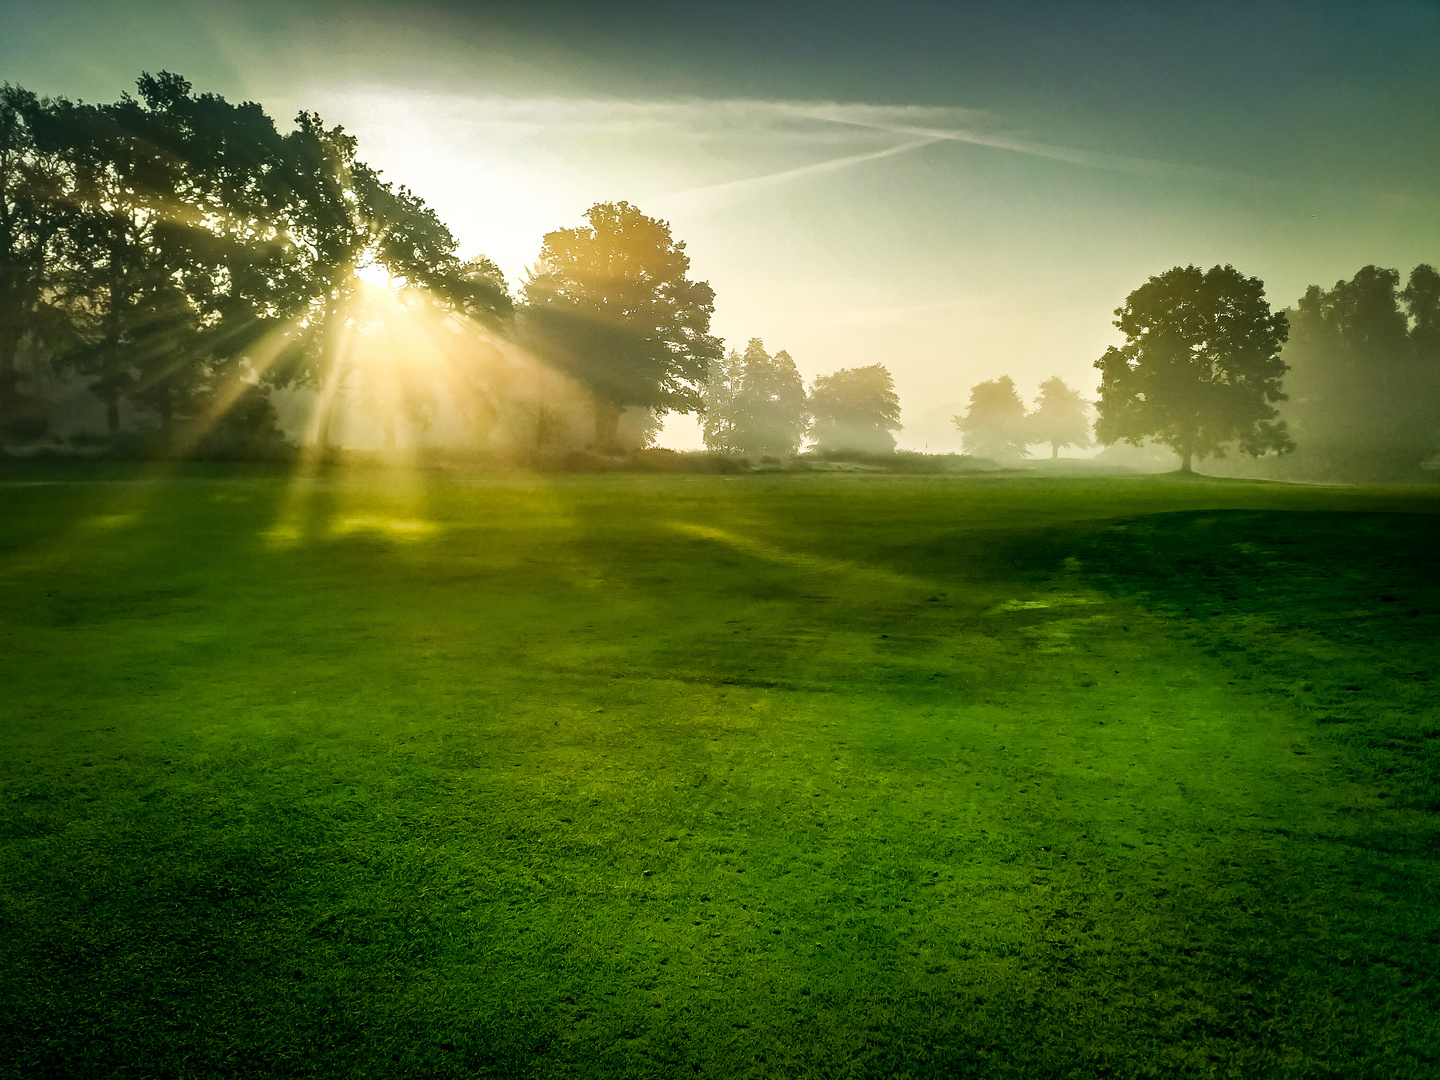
[1278, 263, 1440, 476]
[806, 363, 901, 453]
[1095, 264, 1291, 472]
[0, 72, 512, 449]
[1026, 376, 1092, 458]
[701, 338, 807, 457]
[954, 375, 1028, 461]
[520, 201, 722, 450]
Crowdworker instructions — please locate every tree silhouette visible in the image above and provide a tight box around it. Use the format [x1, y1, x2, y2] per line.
[954, 375, 1028, 461]
[520, 202, 722, 452]
[0, 85, 71, 439]
[807, 364, 901, 453]
[1027, 376, 1091, 459]
[0, 72, 513, 451]
[1095, 264, 1291, 473]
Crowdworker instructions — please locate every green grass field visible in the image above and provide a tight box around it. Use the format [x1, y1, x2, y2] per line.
[2, 464, 1437, 1078]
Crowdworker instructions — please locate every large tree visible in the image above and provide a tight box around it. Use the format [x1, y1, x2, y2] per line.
[520, 201, 722, 451]
[1278, 264, 1440, 475]
[807, 363, 901, 453]
[0, 85, 72, 440]
[1026, 376, 1092, 459]
[1095, 264, 1291, 473]
[954, 375, 1028, 461]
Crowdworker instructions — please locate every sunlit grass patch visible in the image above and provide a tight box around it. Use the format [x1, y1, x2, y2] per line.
[330, 515, 443, 539]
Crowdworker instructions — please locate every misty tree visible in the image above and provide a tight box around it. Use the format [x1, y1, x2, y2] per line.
[702, 338, 807, 457]
[0, 85, 72, 440]
[1095, 264, 1291, 473]
[1027, 376, 1092, 458]
[807, 363, 901, 453]
[1279, 264, 1440, 475]
[954, 375, 1028, 461]
[699, 347, 741, 452]
[520, 201, 722, 452]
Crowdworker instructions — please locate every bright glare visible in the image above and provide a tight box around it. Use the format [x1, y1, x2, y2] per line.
[355, 262, 393, 290]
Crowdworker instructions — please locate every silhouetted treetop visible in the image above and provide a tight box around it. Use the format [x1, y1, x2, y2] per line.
[955, 375, 1028, 462]
[520, 201, 721, 450]
[808, 363, 901, 453]
[1095, 264, 1290, 473]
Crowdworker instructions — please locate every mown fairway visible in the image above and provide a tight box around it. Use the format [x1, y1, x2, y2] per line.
[1, 464, 1437, 1079]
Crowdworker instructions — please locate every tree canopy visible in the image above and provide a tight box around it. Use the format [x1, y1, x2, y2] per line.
[1027, 376, 1092, 459]
[520, 201, 722, 451]
[0, 71, 512, 449]
[701, 338, 807, 457]
[807, 363, 901, 453]
[1277, 263, 1440, 476]
[954, 375, 1028, 461]
[1095, 264, 1291, 473]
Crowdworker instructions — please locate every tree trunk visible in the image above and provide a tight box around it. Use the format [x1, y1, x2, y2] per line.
[106, 386, 120, 436]
[306, 290, 348, 450]
[592, 398, 623, 453]
[158, 384, 173, 433]
[1051, 443, 1059, 460]
[1179, 446, 1194, 474]
[317, 395, 336, 450]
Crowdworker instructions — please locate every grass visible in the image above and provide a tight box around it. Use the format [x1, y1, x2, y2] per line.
[1, 463, 1437, 1078]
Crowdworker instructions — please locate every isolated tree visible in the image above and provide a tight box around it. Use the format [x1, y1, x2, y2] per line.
[1027, 376, 1092, 459]
[807, 363, 901, 453]
[954, 375, 1028, 461]
[520, 201, 722, 451]
[703, 338, 807, 457]
[1095, 264, 1291, 473]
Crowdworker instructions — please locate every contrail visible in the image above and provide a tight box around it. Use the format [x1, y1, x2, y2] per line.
[811, 110, 1240, 184]
[654, 135, 942, 211]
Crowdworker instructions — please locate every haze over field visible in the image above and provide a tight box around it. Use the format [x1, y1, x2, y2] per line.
[4, 0, 1437, 451]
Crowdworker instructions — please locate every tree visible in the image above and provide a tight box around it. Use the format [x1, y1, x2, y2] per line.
[1278, 264, 1440, 475]
[701, 338, 807, 457]
[807, 363, 901, 453]
[954, 375, 1028, 461]
[699, 347, 742, 453]
[520, 201, 722, 451]
[1095, 264, 1291, 473]
[43, 73, 313, 439]
[1027, 376, 1092, 459]
[0, 84, 71, 440]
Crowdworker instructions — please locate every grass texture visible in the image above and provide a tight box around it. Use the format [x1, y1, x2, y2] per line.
[1, 463, 1437, 1078]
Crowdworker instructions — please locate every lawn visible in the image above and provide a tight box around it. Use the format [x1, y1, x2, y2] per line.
[1, 463, 1437, 1079]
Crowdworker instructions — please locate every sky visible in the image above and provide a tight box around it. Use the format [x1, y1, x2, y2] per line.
[3, 0, 1438, 450]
